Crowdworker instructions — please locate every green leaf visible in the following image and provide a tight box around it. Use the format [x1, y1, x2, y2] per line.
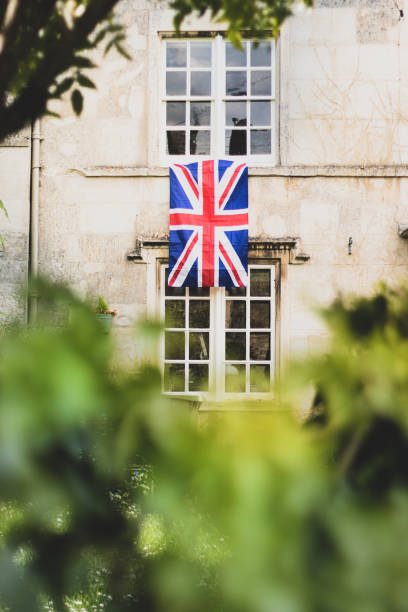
[77, 74, 96, 89]
[71, 89, 83, 115]
[115, 42, 131, 60]
[72, 56, 96, 69]
[0, 200, 9, 219]
[52, 77, 74, 98]
[44, 110, 61, 118]
[92, 27, 109, 46]
[104, 33, 129, 57]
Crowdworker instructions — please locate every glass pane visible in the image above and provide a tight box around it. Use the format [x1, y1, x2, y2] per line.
[226, 286, 247, 297]
[165, 269, 185, 296]
[250, 332, 270, 360]
[250, 269, 270, 296]
[250, 301, 270, 328]
[226, 301, 246, 328]
[189, 300, 210, 328]
[250, 41, 271, 67]
[250, 365, 270, 392]
[167, 131, 185, 155]
[226, 71, 247, 96]
[166, 42, 187, 67]
[251, 130, 271, 154]
[225, 332, 246, 360]
[165, 331, 185, 360]
[191, 42, 212, 67]
[251, 101, 271, 126]
[225, 129, 246, 156]
[225, 364, 246, 392]
[164, 364, 185, 392]
[250, 70, 271, 96]
[165, 300, 185, 328]
[166, 101, 186, 126]
[189, 364, 209, 392]
[189, 287, 210, 297]
[166, 71, 186, 95]
[189, 332, 209, 360]
[190, 130, 210, 155]
[190, 102, 211, 126]
[226, 101, 247, 127]
[191, 71, 211, 96]
[226, 42, 247, 67]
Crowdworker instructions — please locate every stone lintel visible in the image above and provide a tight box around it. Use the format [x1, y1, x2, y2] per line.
[127, 237, 310, 264]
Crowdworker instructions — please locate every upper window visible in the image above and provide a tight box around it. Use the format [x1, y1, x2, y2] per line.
[163, 36, 276, 164]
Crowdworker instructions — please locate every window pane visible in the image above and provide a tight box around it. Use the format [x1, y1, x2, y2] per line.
[190, 130, 210, 155]
[167, 131, 185, 155]
[166, 71, 186, 95]
[225, 332, 246, 360]
[165, 331, 185, 360]
[225, 364, 246, 392]
[250, 70, 271, 96]
[250, 365, 270, 392]
[189, 332, 209, 360]
[226, 286, 247, 297]
[250, 301, 270, 328]
[165, 300, 185, 328]
[250, 101, 271, 126]
[250, 41, 271, 67]
[250, 269, 271, 296]
[226, 101, 247, 127]
[190, 102, 211, 126]
[166, 101, 186, 126]
[164, 364, 185, 392]
[166, 42, 187, 67]
[251, 130, 271, 154]
[191, 42, 212, 67]
[191, 71, 211, 96]
[250, 332, 270, 360]
[226, 42, 247, 67]
[225, 130, 247, 156]
[189, 287, 210, 297]
[190, 300, 210, 328]
[226, 71, 247, 96]
[165, 269, 185, 296]
[189, 364, 208, 391]
[226, 301, 246, 328]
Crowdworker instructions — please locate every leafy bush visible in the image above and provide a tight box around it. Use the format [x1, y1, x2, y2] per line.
[0, 279, 408, 611]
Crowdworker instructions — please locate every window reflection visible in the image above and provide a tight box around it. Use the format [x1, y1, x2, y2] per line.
[166, 42, 187, 67]
[250, 41, 271, 67]
[190, 102, 211, 126]
[166, 71, 186, 96]
[191, 42, 212, 67]
[226, 129, 246, 156]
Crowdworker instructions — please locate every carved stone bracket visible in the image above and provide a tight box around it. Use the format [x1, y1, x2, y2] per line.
[127, 236, 310, 264]
[398, 223, 408, 239]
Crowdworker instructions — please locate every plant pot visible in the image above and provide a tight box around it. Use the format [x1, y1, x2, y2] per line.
[95, 313, 114, 333]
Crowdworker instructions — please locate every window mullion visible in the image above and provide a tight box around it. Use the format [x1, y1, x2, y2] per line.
[214, 34, 224, 158]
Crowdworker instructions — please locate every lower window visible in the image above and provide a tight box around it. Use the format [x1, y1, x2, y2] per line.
[161, 264, 276, 399]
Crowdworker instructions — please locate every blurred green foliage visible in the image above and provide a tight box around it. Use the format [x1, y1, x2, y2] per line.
[0, 278, 408, 611]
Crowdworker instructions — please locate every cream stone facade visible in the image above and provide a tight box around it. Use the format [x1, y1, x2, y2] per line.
[1, 0, 408, 399]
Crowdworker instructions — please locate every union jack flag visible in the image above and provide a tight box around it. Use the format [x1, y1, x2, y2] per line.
[168, 160, 248, 288]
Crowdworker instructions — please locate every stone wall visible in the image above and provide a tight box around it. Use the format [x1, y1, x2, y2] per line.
[2, 0, 408, 368]
[0, 127, 31, 323]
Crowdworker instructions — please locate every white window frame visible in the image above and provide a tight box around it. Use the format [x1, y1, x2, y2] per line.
[160, 263, 277, 401]
[160, 34, 277, 167]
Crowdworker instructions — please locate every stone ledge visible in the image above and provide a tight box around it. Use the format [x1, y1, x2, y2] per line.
[127, 236, 310, 264]
[74, 165, 408, 178]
